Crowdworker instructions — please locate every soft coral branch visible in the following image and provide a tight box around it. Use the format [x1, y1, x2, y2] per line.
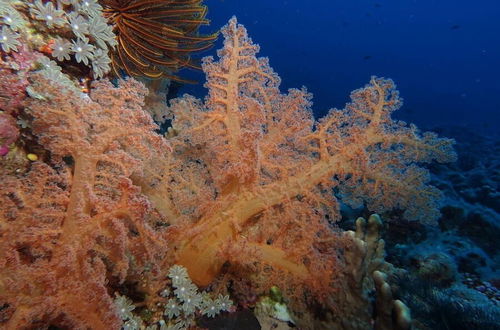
[0, 75, 170, 328]
[0, 15, 457, 328]
[155, 18, 456, 302]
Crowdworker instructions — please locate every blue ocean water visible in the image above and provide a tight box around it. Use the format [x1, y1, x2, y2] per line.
[182, 0, 500, 136]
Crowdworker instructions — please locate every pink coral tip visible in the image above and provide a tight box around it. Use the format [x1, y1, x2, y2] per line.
[0, 145, 9, 156]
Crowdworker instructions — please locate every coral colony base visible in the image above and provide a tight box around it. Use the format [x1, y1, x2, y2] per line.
[0, 4, 456, 330]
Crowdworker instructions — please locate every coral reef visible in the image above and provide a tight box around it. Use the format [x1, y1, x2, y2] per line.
[399, 275, 500, 330]
[1, 0, 116, 80]
[327, 215, 411, 330]
[0, 15, 458, 329]
[115, 264, 233, 329]
[380, 126, 499, 329]
[146, 17, 455, 293]
[0, 75, 169, 328]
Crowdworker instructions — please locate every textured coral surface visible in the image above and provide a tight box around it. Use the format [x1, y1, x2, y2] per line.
[153, 17, 456, 289]
[0, 77, 169, 328]
[0, 16, 456, 329]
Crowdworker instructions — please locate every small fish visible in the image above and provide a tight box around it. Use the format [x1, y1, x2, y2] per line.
[450, 24, 461, 30]
[363, 55, 372, 60]
[374, 3, 382, 8]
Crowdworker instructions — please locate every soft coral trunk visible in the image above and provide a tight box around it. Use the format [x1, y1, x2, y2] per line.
[148, 18, 455, 307]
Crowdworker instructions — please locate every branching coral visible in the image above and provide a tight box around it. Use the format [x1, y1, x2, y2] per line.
[0, 75, 170, 328]
[137, 17, 456, 313]
[0, 15, 457, 330]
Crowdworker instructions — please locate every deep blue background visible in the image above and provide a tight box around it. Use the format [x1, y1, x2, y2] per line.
[179, 0, 500, 135]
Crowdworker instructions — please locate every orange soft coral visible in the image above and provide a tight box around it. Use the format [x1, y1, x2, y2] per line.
[0, 76, 170, 328]
[0, 16, 457, 329]
[139, 17, 455, 307]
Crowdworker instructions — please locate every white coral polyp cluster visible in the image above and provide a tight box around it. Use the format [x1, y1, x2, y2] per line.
[1, 0, 115, 81]
[0, 0, 26, 52]
[114, 265, 233, 330]
[164, 265, 233, 327]
[28, 0, 115, 78]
